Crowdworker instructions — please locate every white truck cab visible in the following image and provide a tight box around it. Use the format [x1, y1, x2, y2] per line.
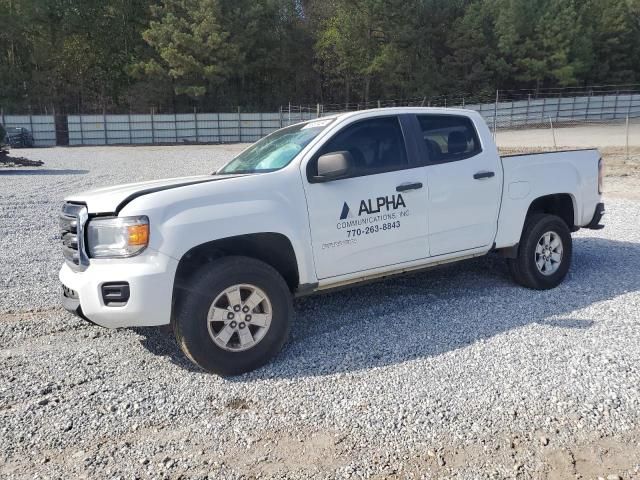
[59, 108, 605, 375]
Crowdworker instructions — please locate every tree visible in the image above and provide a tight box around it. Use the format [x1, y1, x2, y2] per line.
[315, 0, 419, 105]
[443, 1, 506, 95]
[217, 0, 316, 108]
[583, 0, 640, 84]
[2, 0, 640, 112]
[0, 0, 34, 111]
[139, 0, 316, 110]
[537, 0, 591, 86]
[141, 0, 236, 103]
[487, 0, 595, 90]
[0, 0, 152, 113]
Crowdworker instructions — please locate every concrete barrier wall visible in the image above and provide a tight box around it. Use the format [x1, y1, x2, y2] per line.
[466, 94, 640, 129]
[1, 115, 56, 147]
[67, 112, 318, 146]
[5, 93, 640, 146]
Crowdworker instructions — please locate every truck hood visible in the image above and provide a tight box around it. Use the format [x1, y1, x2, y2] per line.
[65, 174, 244, 213]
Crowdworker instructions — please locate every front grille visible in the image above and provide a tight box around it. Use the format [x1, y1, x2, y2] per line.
[60, 203, 89, 270]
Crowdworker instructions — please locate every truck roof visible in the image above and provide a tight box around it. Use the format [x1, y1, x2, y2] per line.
[312, 106, 477, 124]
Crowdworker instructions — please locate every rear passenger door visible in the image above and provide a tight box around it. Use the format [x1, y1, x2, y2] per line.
[412, 114, 502, 257]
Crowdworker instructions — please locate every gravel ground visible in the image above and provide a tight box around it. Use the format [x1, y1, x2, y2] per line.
[1, 145, 640, 479]
[497, 121, 640, 148]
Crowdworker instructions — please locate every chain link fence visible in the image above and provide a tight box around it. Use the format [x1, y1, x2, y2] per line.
[289, 90, 640, 128]
[2, 86, 640, 148]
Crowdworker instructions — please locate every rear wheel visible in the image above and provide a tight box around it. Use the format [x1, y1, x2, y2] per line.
[173, 256, 292, 375]
[508, 214, 572, 290]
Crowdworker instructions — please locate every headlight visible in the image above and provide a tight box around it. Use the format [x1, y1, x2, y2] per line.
[87, 216, 149, 258]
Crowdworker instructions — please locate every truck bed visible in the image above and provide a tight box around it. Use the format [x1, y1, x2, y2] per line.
[494, 148, 602, 248]
[501, 148, 598, 158]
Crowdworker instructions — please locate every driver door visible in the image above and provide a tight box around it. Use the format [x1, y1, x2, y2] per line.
[301, 115, 430, 279]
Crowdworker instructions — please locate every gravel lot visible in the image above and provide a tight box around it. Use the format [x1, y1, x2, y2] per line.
[497, 121, 640, 148]
[1, 144, 640, 479]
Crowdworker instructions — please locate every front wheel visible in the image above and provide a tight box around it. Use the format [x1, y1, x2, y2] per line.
[508, 214, 572, 290]
[173, 256, 292, 375]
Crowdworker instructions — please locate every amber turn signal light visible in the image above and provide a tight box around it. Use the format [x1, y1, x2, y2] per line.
[127, 224, 149, 246]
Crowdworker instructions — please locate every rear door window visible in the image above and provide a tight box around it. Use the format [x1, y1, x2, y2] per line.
[416, 115, 481, 164]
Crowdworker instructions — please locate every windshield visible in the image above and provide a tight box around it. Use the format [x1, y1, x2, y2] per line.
[218, 119, 335, 174]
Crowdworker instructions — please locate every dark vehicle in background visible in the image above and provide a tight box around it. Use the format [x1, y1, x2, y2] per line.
[5, 127, 34, 148]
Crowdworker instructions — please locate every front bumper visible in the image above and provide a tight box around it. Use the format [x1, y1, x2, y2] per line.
[60, 284, 93, 322]
[59, 249, 178, 328]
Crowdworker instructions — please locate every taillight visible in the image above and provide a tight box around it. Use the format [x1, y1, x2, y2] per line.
[598, 158, 604, 195]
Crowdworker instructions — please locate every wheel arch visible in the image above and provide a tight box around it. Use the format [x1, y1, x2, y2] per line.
[525, 193, 577, 230]
[496, 193, 576, 258]
[173, 232, 300, 299]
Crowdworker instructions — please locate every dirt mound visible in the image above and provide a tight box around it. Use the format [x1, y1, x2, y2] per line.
[0, 151, 44, 167]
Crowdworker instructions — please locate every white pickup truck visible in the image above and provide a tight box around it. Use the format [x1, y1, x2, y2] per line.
[60, 108, 605, 375]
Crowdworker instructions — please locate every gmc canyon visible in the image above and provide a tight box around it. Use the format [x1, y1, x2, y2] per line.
[59, 108, 605, 375]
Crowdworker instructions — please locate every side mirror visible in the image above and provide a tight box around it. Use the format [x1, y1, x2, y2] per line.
[313, 151, 354, 182]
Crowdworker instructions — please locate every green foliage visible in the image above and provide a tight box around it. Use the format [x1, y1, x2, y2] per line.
[583, 0, 639, 84]
[0, 0, 639, 111]
[490, 0, 587, 87]
[315, 0, 394, 103]
[0, 0, 153, 112]
[141, 0, 235, 99]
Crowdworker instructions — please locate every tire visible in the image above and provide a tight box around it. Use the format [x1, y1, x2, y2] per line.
[172, 256, 292, 376]
[507, 214, 572, 290]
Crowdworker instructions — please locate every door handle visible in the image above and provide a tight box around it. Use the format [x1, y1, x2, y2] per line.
[396, 182, 423, 192]
[473, 171, 495, 180]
